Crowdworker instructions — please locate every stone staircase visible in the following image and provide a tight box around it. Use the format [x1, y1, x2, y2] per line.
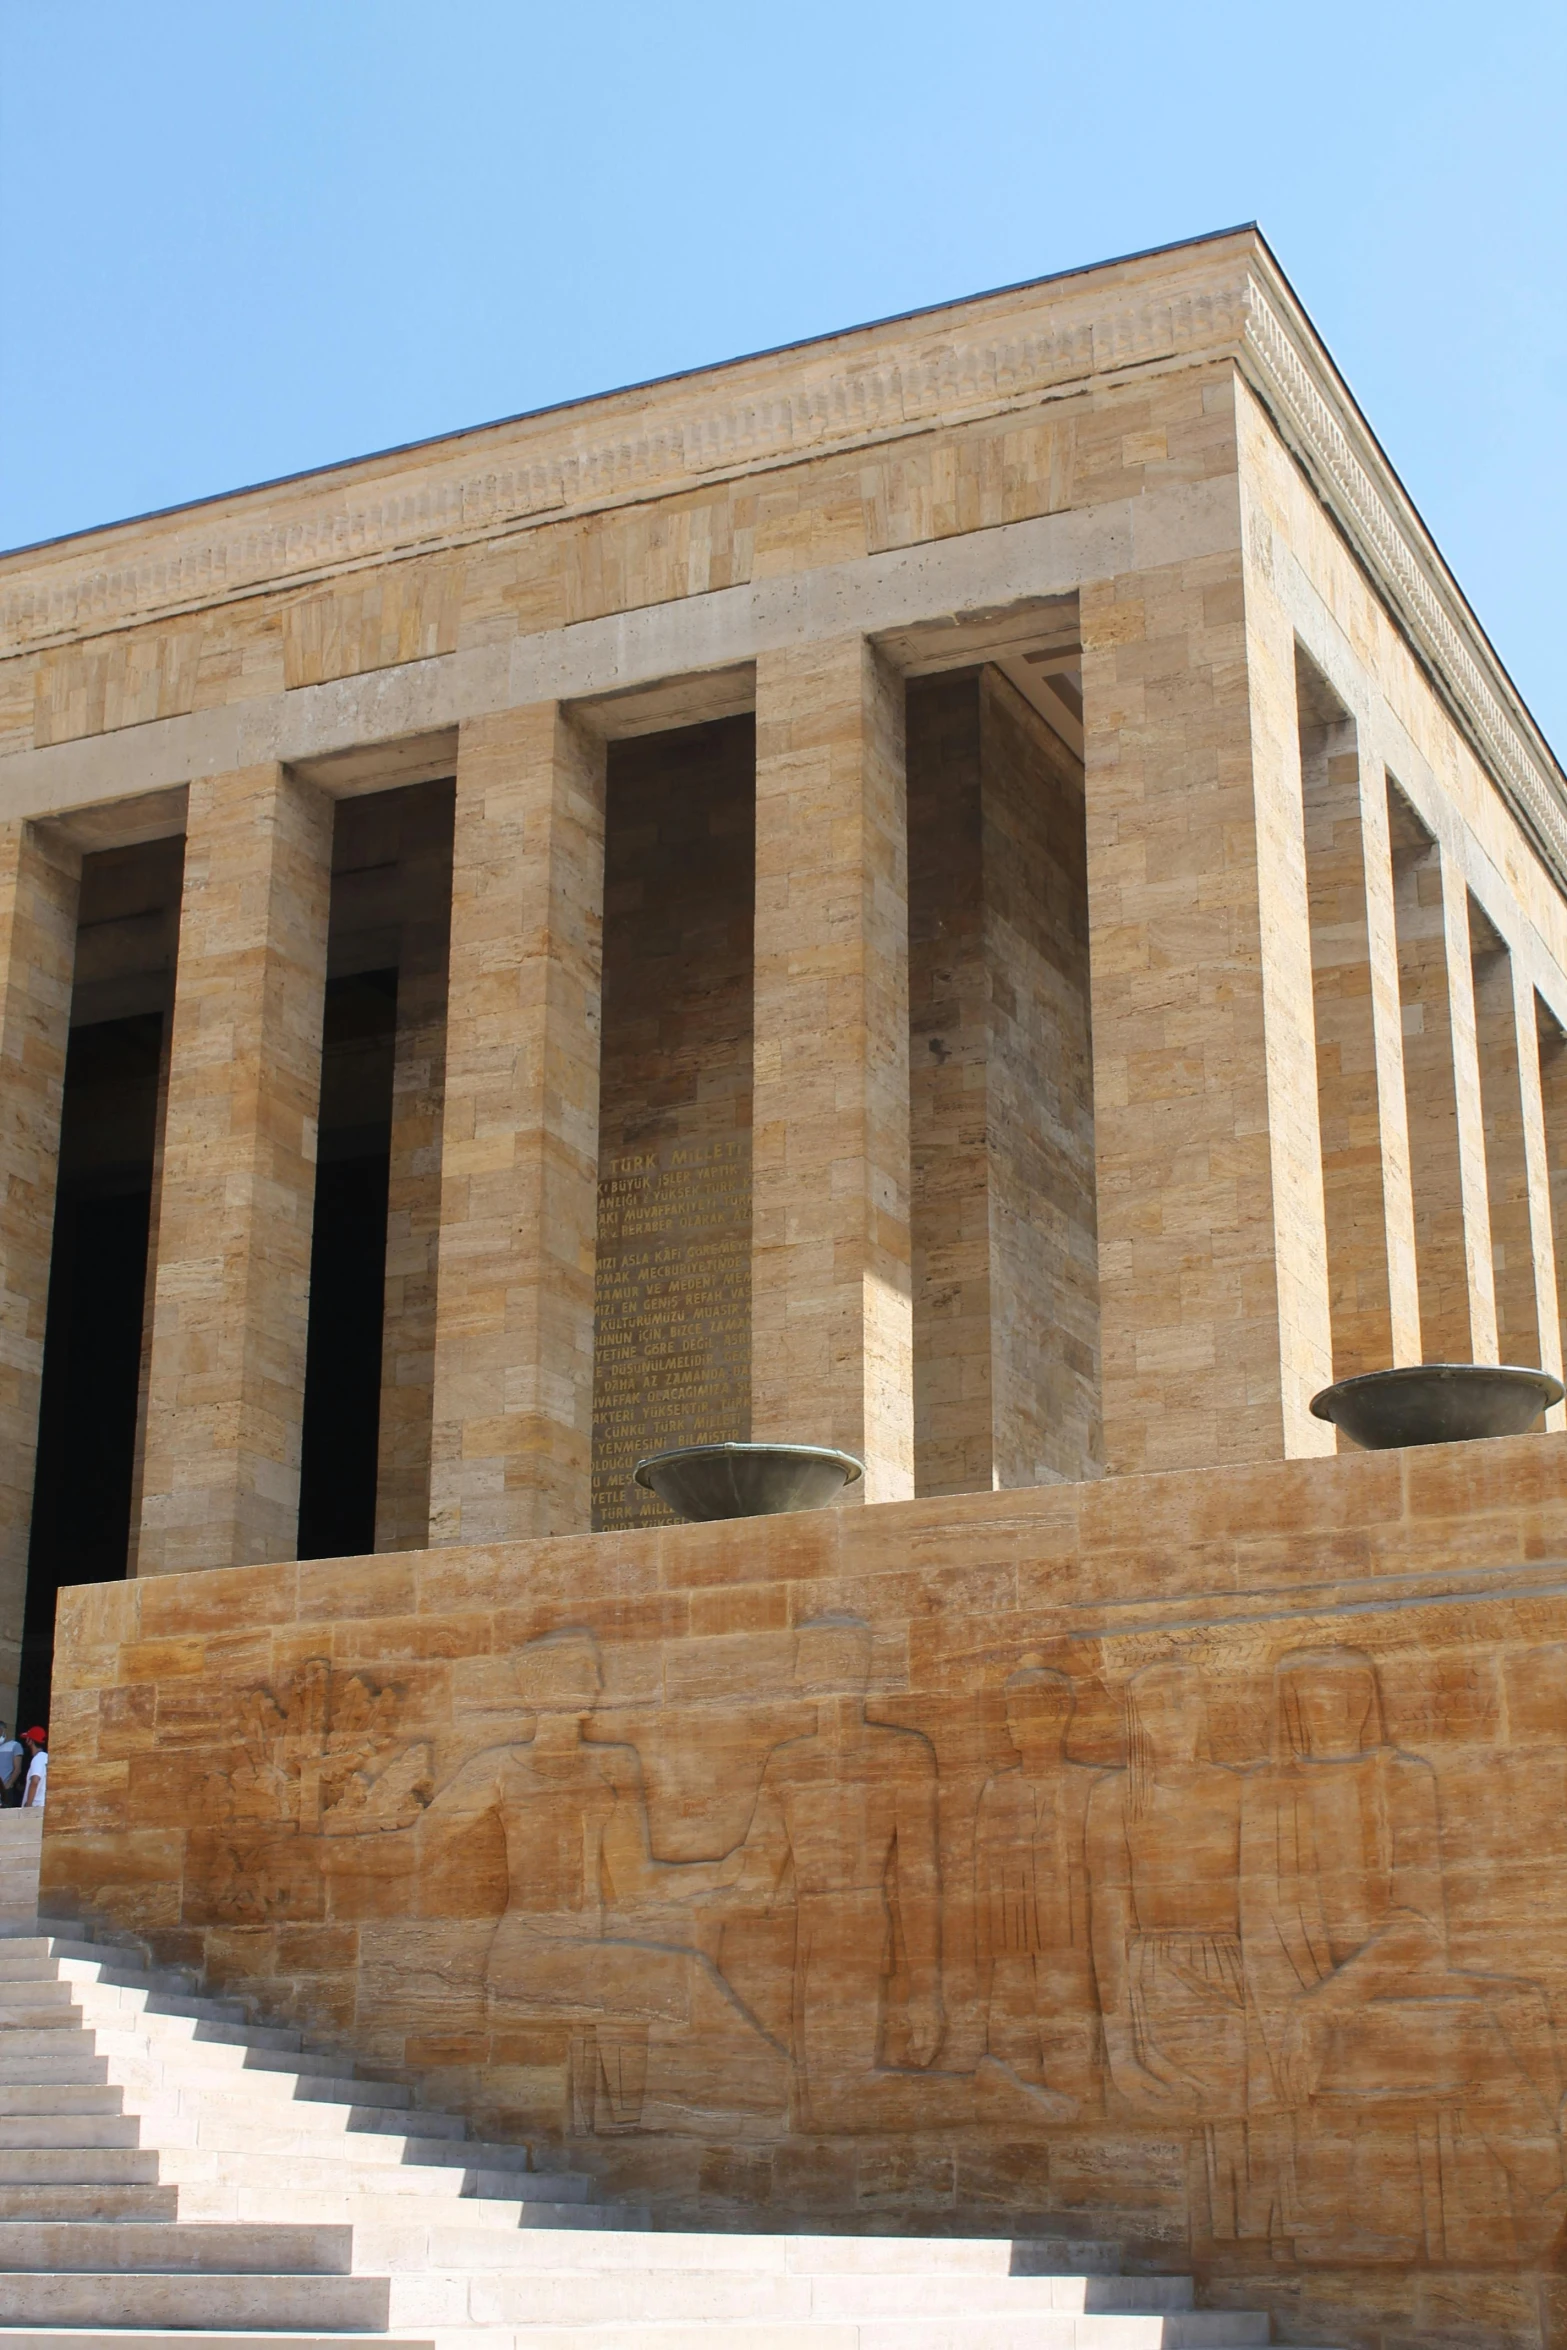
[0, 1846, 1294, 2345]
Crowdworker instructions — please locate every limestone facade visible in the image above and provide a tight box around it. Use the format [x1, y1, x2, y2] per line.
[43, 1433, 1567, 2341]
[5, 225, 1567, 2330]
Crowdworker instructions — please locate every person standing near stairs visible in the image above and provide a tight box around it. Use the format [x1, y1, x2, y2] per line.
[19, 1730, 46, 1809]
[0, 1726, 24, 1808]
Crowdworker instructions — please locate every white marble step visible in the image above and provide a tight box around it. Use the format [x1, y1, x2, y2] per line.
[0, 2187, 636, 2229]
[0, 2336, 431, 2350]
[0, 2042, 419, 2107]
[0, 2218, 355, 2272]
[0, 1981, 253, 2028]
[0, 2021, 343, 2070]
[0, 2274, 392, 2330]
[0, 2335, 431, 2350]
[0, 2148, 588, 2201]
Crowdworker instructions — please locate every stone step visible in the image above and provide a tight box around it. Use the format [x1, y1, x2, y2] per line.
[0, 2019, 313, 2063]
[0, 1947, 205, 1988]
[0, 2186, 623, 2229]
[0, 2091, 127, 2119]
[0, 2047, 417, 2108]
[0, 2336, 432, 2350]
[109, 2091, 471, 2141]
[364, 2259, 1259, 2326]
[0, 2148, 586, 2201]
[0, 2274, 392, 2330]
[0, 2121, 142, 2152]
[0, 1982, 255, 2027]
[392, 2329, 1281, 2350]
[0, 2218, 354, 2273]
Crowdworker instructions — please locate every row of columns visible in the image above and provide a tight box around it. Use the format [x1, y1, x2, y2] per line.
[0, 570, 1562, 1674]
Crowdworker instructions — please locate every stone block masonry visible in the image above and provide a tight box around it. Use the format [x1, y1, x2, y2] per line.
[42, 1433, 1567, 2343]
[135, 766, 331, 1578]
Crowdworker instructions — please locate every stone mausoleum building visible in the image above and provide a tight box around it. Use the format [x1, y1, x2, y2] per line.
[2, 228, 1567, 2344]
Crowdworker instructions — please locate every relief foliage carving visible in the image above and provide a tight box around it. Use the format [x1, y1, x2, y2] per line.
[202, 1659, 431, 1921]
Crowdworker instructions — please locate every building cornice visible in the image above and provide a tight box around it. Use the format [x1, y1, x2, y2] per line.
[2, 229, 1562, 893]
[0, 237, 1255, 654]
[1234, 253, 1567, 890]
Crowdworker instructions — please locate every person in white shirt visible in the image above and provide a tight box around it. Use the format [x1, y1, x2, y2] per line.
[20, 1733, 46, 1810]
[0, 1727, 23, 1808]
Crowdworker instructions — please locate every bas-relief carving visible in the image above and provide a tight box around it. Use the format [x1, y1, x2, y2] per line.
[1239, 1647, 1563, 2263]
[200, 1659, 431, 1922]
[974, 1666, 1097, 2113]
[217, 1623, 1567, 2264]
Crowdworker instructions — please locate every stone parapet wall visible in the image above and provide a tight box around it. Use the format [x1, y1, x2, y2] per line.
[41, 1434, 1567, 2341]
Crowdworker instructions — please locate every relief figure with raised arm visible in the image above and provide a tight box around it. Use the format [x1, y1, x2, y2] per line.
[322, 1627, 787, 2136]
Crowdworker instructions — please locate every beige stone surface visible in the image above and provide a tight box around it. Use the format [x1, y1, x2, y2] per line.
[590, 718, 754, 1531]
[908, 669, 1098, 1496]
[0, 820, 78, 1713]
[752, 639, 912, 1500]
[1081, 497, 1333, 1476]
[429, 704, 605, 1544]
[1297, 653, 1420, 1380]
[373, 784, 454, 1553]
[135, 765, 331, 1576]
[1471, 906, 1541, 1366]
[39, 1434, 1567, 2331]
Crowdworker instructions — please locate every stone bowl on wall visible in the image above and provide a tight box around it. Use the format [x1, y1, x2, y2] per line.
[1310, 1363, 1565, 1449]
[633, 1442, 865, 1521]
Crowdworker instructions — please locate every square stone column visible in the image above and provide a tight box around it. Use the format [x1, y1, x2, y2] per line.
[1471, 918, 1542, 1367]
[137, 766, 332, 1575]
[0, 822, 79, 1715]
[1513, 966, 1565, 1408]
[1299, 691, 1421, 1379]
[374, 788, 453, 1552]
[1439, 862, 1499, 1362]
[1082, 546, 1334, 1475]
[429, 705, 606, 1544]
[752, 638, 913, 1502]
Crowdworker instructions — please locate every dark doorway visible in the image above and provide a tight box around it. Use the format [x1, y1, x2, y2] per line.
[20, 1014, 163, 1725]
[296, 969, 398, 1560]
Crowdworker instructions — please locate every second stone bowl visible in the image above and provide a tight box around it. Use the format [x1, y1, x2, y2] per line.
[1309, 1362, 1564, 1450]
[633, 1441, 865, 1522]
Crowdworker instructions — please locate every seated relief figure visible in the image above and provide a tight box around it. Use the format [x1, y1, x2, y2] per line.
[322, 1627, 787, 2137]
[974, 1666, 1099, 2113]
[1240, 1644, 1565, 2262]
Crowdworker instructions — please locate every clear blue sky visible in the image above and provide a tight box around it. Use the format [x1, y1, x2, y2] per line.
[3, 2, 1563, 753]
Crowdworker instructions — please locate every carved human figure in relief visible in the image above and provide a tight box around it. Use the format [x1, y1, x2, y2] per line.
[974, 1666, 1099, 2111]
[1086, 1660, 1245, 2119]
[1239, 1644, 1564, 2260]
[721, 1613, 942, 2128]
[323, 1627, 785, 2135]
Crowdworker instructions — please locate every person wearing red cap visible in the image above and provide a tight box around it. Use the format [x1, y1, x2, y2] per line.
[20, 1731, 46, 1810]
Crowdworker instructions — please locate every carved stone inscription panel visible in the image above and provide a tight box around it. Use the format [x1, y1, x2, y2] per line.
[42, 1435, 1567, 2321]
[591, 1136, 750, 1529]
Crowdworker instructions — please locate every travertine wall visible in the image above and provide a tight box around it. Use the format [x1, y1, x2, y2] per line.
[1, 231, 1563, 1495]
[907, 670, 1098, 1495]
[0, 822, 80, 1720]
[42, 1432, 1567, 2343]
[135, 766, 332, 1578]
[592, 717, 754, 1529]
